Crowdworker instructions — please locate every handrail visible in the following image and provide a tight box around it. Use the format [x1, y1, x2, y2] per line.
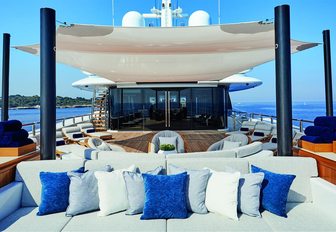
[230, 110, 314, 132]
[22, 113, 92, 136]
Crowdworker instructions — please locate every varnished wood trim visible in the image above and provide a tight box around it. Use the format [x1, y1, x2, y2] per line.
[0, 151, 40, 188]
[294, 147, 336, 185]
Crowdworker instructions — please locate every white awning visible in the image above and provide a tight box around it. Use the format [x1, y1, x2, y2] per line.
[72, 76, 115, 91]
[14, 22, 318, 83]
[219, 74, 262, 92]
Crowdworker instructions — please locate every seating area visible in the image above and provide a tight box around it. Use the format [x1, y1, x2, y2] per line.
[0, 156, 335, 231]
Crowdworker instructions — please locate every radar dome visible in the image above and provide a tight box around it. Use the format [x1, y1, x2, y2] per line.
[188, 10, 210, 26]
[122, 11, 145, 27]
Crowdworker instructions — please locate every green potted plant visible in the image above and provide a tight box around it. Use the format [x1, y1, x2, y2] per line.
[158, 144, 176, 154]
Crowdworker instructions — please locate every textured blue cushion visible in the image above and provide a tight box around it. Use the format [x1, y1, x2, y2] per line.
[240, 127, 249, 132]
[251, 165, 295, 218]
[141, 172, 188, 219]
[123, 166, 163, 215]
[314, 116, 336, 130]
[84, 149, 96, 160]
[37, 167, 85, 216]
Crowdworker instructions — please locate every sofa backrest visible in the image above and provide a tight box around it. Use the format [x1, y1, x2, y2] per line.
[233, 142, 262, 158]
[15, 160, 84, 207]
[166, 157, 249, 174]
[85, 156, 166, 174]
[249, 157, 318, 203]
[97, 151, 165, 160]
[166, 150, 236, 159]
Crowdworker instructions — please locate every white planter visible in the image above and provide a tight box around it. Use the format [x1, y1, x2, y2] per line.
[158, 150, 177, 155]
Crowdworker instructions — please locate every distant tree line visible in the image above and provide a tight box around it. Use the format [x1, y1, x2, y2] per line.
[0, 94, 91, 108]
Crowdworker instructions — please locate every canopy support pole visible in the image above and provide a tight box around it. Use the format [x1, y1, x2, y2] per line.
[40, 8, 56, 160]
[323, 30, 333, 116]
[1, 33, 10, 121]
[275, 5, 293, 156]
[223, 85, 229, 128]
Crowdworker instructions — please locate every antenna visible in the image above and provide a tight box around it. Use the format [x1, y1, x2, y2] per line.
[112, 0, 115, 26]
[218, 0, 221, 24]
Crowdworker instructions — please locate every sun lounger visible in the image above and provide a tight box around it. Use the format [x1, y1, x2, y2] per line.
[61, 126, 89, 143]
[226, 121, 257, 135]
[249, 122, 273, 142]
[77, 123, 112, 140]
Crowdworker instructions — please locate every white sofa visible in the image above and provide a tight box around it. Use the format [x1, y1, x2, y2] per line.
[59, 141, 273, 160]
[0, 157, 335, 231]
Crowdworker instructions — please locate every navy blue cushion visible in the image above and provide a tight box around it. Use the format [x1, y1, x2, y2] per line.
[0, 120, 22, 135]
[0, 129, 29, 146]
[72, 133, 83, 139]
[0, 138, 34, 148]
[304, 126, 333, 136]
[37, 167, 85, 216]
[56, 140, 66, 146]
[86, 129, 95, 133]
[271, 137, 277, 143]
[314, 116, 336, 130]
[141, 172, 188, 219]
[240, 127, 249, 132]
[301, 135, 325, 143]
[251, 165, 295, 218]
[254, 131, 265, 137]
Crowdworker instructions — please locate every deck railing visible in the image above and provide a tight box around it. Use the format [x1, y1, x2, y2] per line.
[22, 113, 92, 135]
[230, 110, 314, 132]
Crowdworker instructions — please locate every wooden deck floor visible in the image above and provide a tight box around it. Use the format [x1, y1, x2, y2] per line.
[106, 131, 226, 153]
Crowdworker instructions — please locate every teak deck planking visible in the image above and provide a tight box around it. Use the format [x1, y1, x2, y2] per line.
[106, 131, 226, 153]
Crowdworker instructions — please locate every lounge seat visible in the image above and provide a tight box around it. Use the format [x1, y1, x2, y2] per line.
[207, 134, 249, 151]
[77, 123, 112, 140]
[56, 131, 66, 146]
[87, 138, 125, 152]
[62, 126, 89, 143]
[226, 121, 257, 135]
[149, 130, 185, 153]
[249, 122, 273, 142]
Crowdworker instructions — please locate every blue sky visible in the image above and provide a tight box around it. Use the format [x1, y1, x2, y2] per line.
[0, 0, 335, 103]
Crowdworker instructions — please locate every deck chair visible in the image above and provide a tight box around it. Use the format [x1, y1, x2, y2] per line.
[226, 121, 257, 135]
[56, 131, 66, 146]
[249, 122, 273, 142]
[207, 134, 249, 151]
[149, 130, 185, 153]
[77, 122, 112, 140]
[62, 126, 89, 143]
[87, 137, 125, 152]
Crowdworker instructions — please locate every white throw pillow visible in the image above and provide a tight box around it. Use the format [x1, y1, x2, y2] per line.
[159, 136, 177, 148]
[95, 165, 137, 216]
[205, 169, 240, 220]
[222, 141, 241, 150]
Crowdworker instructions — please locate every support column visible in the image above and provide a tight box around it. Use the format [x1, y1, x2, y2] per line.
[1, 33, 10, 121]
[40, 8, 56, 160]
[323, 30, 333, 116]
[275, 5, 293, 156]
[223, 85, 229, 128]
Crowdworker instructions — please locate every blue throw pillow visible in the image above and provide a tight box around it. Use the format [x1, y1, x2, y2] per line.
[72, 133, 83, 139]
[141, 172, 188, 219]
[86, 129, 95, 133]
[254, 131, 265, 137]
[37, 167, 84, 216]
[251, 165, 295, 218]
[240, 127, 249, 132]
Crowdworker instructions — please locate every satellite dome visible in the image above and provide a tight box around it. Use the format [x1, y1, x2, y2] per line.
[188, 10, 210, 26]
[122, 11, 145, 27]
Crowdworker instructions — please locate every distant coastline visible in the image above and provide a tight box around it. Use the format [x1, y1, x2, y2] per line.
[0, 94, 91, 109]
